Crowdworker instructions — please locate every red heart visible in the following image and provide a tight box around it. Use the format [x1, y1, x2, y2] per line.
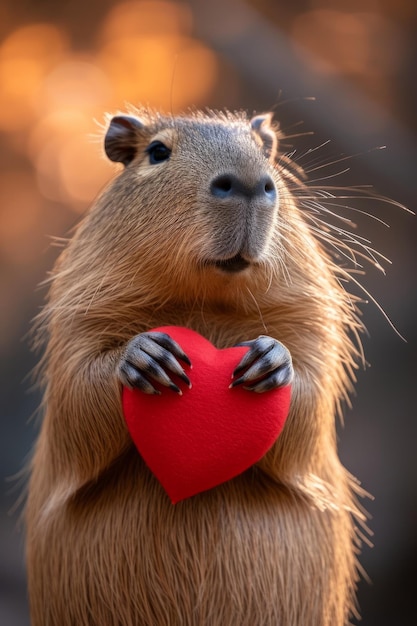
[122, 326, 291, 503]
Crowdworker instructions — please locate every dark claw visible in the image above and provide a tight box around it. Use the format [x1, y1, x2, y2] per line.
[231, 335, 293, 393]
[243, 367, 292, 393]
[232, 335, 275, 377]
[119, 331, 191, 394]
[119, 361, 161, 395]
[147, 332, 192, 367]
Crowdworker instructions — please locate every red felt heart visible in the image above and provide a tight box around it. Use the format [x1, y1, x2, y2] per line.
[122, 326, 291, 503]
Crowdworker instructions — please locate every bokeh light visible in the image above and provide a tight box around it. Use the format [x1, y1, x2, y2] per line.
[291, 8, 405, 103]
[0, 0, 221, 251]
[0, 23, 69, 131]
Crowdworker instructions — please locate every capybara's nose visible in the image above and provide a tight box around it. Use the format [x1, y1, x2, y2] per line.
[210, 173, 276, 204]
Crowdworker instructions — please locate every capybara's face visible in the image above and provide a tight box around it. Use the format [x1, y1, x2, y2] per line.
[103, 112, 282, 286]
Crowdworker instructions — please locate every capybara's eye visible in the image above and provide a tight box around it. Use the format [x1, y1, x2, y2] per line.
[147, 141, 171, 164]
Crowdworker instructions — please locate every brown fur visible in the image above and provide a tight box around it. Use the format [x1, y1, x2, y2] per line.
[26, 108, 368, 625]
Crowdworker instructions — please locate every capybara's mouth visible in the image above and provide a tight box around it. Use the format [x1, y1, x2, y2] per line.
[211, 254, 251, 273]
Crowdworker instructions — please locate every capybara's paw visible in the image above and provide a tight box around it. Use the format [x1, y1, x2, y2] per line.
[119, 332, 191, 395]
[231, 335, 293, 393]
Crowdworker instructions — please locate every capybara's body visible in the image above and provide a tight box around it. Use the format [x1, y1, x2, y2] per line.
[26, 109, 365, 625]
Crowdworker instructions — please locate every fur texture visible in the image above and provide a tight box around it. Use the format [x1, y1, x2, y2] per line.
[26, 108, 368, 625]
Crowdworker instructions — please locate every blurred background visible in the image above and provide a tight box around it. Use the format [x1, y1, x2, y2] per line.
[0, 0, 415, 624]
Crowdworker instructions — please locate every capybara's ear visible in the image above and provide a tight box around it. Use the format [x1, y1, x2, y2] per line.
[105, 115, 145, 166]
[250, 113, 278, 161]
